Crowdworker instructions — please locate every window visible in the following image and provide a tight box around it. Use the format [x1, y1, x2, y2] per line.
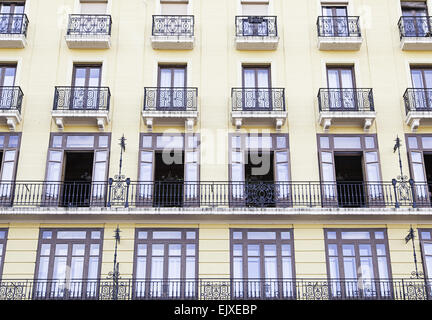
[0, 65, 17, 110]
[133, 229, 198, 299]
[410, 67, 432, 110]
[71, 64, 102, 110]
[321, 5, 349, 36]
[80, 1, 107, 14]
[0, 228, 7, 278]
[401, 1, 430, 36]
[231, 229, 295, 299]
[0, 1, 25, 34]
[157, 65, 187, 110]
[240, 1, 270, 36]
[318, 134, 383, 207]
[34, 228, 103, 299]
[0, 134, 20, 204]
[44, 133, 110, 207]
[138, 133, 199, 207]
[325, 229, 392, 299]
[326, 66, 356, 110]
[229, 134, 290, 207]
[242, 66, 271, 110]
[419, 229, 432, 284]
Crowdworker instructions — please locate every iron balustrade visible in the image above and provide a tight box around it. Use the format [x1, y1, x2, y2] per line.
[0, 278, 430, 300]
[317, 16, 361, 37]
[0, 86, 23, 112]
[318, 88, 375, 112]
[0, 13, 28, 35]
[398, 16, 432, 39]
[143, 87, 198, 112]
[404, 88, 432, 113]
[67, 14, 112, 36]
[152, 15, 194, 37]
[231, 88, 286, 112]
[235, 16, 278, 37]
[53, 86, 111, 111]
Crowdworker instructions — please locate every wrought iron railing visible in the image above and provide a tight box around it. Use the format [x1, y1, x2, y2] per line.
[0, 13, 28, 36]
[53, 86, 111, 111]
[231, 88, 285, 112]
[318, 88, 375, 112]
[235, 16, 278, 37]
[404, 88, 432, 113]
[143, 87, 198, 112]
[398, 16, 432, 39]
[0, 179, 428, 208]
[317, 16, 361, 37]
[152, 15, 194, 37]
[0, 86, 23, 111]
[67, 14, 112, 36]
[0, 278, 430, 300]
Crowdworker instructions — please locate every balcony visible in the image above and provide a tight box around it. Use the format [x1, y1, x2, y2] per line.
[0, 86, 23, 131]
[65, 15, 112, 49]
[318, 88, 376, 131]
[0, 13, 29, 48]
[235, 16, 279, 50]
[0, 278, 429, 300]
[52, 86, 111, 131]
[403, 88, 432, 131]
[142, 87, 198, 132]
[231, 88, 287, 131]
[0, 179, 424, 209]
[316, 16, 362, 50]
[398, 16, 432, 50]
[151, 15, 194, 50]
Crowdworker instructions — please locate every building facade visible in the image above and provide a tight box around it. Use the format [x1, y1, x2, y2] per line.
[0, 0, 431, 300]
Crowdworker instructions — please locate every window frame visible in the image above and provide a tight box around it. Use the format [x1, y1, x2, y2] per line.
[0, 228, 8, 279]
[418, 228, 432, 280]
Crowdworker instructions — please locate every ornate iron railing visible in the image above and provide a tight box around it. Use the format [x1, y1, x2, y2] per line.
[143, 87, 198, 112]
[398, 16, 432, 39]
[235, 16, 278, 37]
[318, 88, 374, 112]
[231, 88, 285, 112]
[67, 14, 112, 36]
[0, 13, 28, 35]
[0, 278, 429, 300]
[53, 86, 111, 111]
[0, 86, 23, 111]
[317, 16, 361, 37]
[152, 15, 194, 37]
[0, 179, 427, 208]
[403, 88, 432, 113]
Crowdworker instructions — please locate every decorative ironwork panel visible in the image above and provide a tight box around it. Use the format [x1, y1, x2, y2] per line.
[398, 16, 432, 39]
[53, 86, 111, 111]
[67, 14, 112, 36]
[152, 15, 194, 37]
[231, 88, 285, 112]
[236, 16, 277, 37]
[404, 88, 432, 113]
[0, 86, 23, 112]
[143, 87, 198, 112]
[0, 14, 29, 35]
[200, 280, 231, 300]
[0, 281, 29, 300]
[318, 88, 374, 112]
[317, 16, 361, 37]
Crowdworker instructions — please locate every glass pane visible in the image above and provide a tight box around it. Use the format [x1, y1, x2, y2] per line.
[72, 244, 85, 256]
[91, 231, 101, 239]
[424, 243, 432, 255]
[139, 163, 152, 181]
[264, 245, 276, 256]
[151, 257, 164, 279]
[365, 152, 378, 163]
[93, 162, 106, 181]
[322, 163, 335, 182]
[422, 137, 432, 149]
[138, 231, 148, 239]
[40, 244, 51, 256]
[359, 244, 372, 256]
[232, 163, 243, 182]
[341, 232, 370, 240]
[1, 162, 14, 181]
[408, 137, 418, 149]
[342, 245, 355, 256]
[49, 151, 62, 162]
[282, 257, 292, 279]
[37, 257, 49, 279]
[57, 231, 87, 239]
[365, 137, 375, 149]
[52, 136, 62, 148]
[327, 231, 337, 239]
[66, 136, 95, 148]
[186, 244, 195, 256]
[233, 257, 243, 278]
[95, 151, 107, 162]
[169, 244, 181, 256]
[232, 151, 242, 163]
[232, 136, 241, 149]
[343, 257, 357, 279]
[156, 135, 184, 149]
[233, 232, 242, 239]
[8, 136, 18, 148]
[375, 232, 384, 240]
[366, 162, 381, 181]
[276, 151, 288, 163]
[186, 257, 195, 278]
[53, 257, 67, 279]
[248, 257, 260, 278]
[264, 257, 277, 279]
[281, 244, 291, 256]
[421, 232, 431, 240]
[153, 231, 182, 239]
[247, 232, 276, 240]
[152, 244, 164, 256]
[377, 256, 389, 280]
[88, 257, 99, 279]
[247, 244, 260, 256]
[137, 244, 147, 256]
[276, 163, 289, 182]
[141, 151, 153, 163]
[321, 152, 333, 163]
[187, 135, 198, 149]
[360, 257, 374, 279]
[328, 244, 338, 256]
[136, 256, 147, 278]
[411, 152, 423, 163]
[233, 244, 242, 256]
[142, 136, 152, 148]
[168, 257, 181, 279]
[329, 256, 340, 279]
[42, 231, 52, 239]
[70, 257, 84, 279]
[90, 244, 100, 256]
[0, 136, 4, 148]
[320, 136, 330, 149]
[333, 137, 361, 149]
[281, 232, 290, 239]
[98, 136, 108, 148]
[55, 244, 68, 256]
[276, 136, 287, 149]
[186, 231, 196, 239]
[376, 244, 386, 256]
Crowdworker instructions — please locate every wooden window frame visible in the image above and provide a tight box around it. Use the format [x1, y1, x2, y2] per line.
[418, 228, 432, 280]
[0, 228, 8, 279]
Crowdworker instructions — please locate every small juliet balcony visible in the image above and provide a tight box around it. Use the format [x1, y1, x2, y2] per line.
[0, 86, 23, 131]
[403, 88, 432, 131]
[65, 14, 112, 49]
[0, 13, 29, 48]
[317, 16, 362, 51]
[142, 87, 198, 132]
[231, 88, 286, 131]
[318, 88, 376, 131]
[52, 86, 111, 131]
[235, 16, 279, 50]
[151, 15, 195, 50]
[398, 16, 432, 50]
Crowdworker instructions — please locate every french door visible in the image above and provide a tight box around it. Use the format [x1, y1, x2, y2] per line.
[327, 67, 356, 110]
[0, 2, 24, 34]
[71, 65, 102, 110]
[322, 6, 349, 37]
[411, 68, 432, 110]
[0, 65, 16, 109]
[402, 3, 429, 37]
[242, 66, 271, 110]
[157, 66, 186, 110]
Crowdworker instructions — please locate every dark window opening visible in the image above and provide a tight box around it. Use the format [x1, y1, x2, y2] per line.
[61, 152, 94, 207]
[424, 154, 432, 202]
[245, 151, 275, 207]
[153, 151, 184, 207]
[334, 154, 365, 207]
